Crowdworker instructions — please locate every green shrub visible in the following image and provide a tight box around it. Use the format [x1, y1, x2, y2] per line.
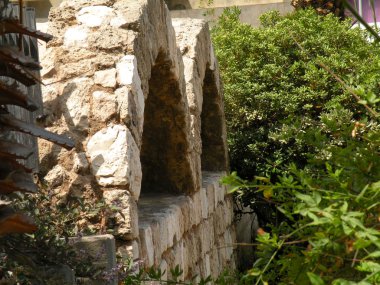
[215, 7, 380, 284]
[212, 8, 380, 180]
[224, 105, 380, 283]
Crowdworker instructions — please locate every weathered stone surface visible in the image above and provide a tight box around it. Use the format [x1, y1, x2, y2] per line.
[92, 91, 117, 122]
[115, 85, 144, 143]
[139, 225, 154, 267]
[157, 214, 169, 255]
[73, 152, 89, 174]
[72, 234, 117, 285]
[209, 250, 220, 279]
[191, 191, 202, 226]
[94, 68, 117, 88]
[138, 194, 186, 258]
[159, 259, 168, 280]
[63, 25, 89, 48]
[117, 239, 140, 262]
[217, 234, 227, 268]
[201, 254, 211, 279]
[61, 77, 93, 131]
[200, 219, 213, 256]
[214, 201, 228, 237]
[224, 195, 234, 226]
[178, 196, 192, 235]
[39, 265, 75, 285]
[223, 229, 234, 262]
[169, 204, 182, 244]
[200, 187, 208, 220]
[184, 230, 201, 271]
[44, 164, 66, 188]
[214, 181, 224, 205]
[87, 28, 136, 52]
[149, 220, 162, 266]
[76, 6, 115, 28]
[87, 125, 141, 200]
[172, 240, 184, 274]
[206, 183, 215, 215]
[116, 55, 139, 86]
[103, 190, 138, 240]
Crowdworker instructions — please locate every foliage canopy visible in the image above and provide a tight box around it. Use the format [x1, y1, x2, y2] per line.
[214, 7, 380, 284]
[212, 8, 380, 180]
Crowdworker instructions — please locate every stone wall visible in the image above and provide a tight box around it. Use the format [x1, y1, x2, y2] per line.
[39, 0, 235, 281]
[170, 1, 293, 27]
[30, 0, 293, 28]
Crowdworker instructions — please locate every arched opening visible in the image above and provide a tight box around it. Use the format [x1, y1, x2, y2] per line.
[140, 51, 193, 195]
[164, 0, 191, 10]
[201, 67, 228, 172]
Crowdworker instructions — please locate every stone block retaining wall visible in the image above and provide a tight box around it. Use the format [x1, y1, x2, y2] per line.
[38, 0, 235, 281]
[138, 172, 236, 280]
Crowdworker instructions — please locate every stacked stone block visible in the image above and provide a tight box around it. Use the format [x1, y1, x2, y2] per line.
[138, 172, 235, 280]
[39, 0, 235, 281]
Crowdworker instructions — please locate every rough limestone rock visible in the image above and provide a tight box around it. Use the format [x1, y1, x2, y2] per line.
[103, 190, 139, 239]
[91, 91, 117, 122]
[71, 234, 117, 285]
[73, 152, 89, 174]
[87, 125, 141, 200]
[94, 68, 117, 88]
[76, 6, 116, 28]
[39, 0, 234, 280]
[63, 26, 89, 48]
[61, 77, 93, 131]
[44, 164, 67, 188]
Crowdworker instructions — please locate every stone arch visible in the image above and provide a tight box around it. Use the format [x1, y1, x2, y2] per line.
[140, 51, 194, 195]
[201, 67, 228, 172]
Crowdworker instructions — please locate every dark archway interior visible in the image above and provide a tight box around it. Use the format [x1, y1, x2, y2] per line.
[164, 0, 191, 10]
[201, 68, 228, 171]
[140, 52, 193, 195]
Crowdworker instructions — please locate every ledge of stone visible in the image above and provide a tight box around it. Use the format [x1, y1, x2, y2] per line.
[137, 171, 233, 274]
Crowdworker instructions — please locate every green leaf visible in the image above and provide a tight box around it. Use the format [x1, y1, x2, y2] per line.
[263, 187, 273, 199]
[365, 251, 380, 259]
[307, 272, 325, 285]
[295, 192, 315, 205]
[340, 202, 348, 213]
[357, 261, 380, 273]
[354, 239, 372, 249]
[247, 268, 262, 276]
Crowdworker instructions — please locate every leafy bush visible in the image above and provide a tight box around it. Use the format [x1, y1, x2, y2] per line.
[224, 107, 380, 283]
[214, 7, 380, 284]
[0, 186, 105, 284]
[212, 8, 380, 180]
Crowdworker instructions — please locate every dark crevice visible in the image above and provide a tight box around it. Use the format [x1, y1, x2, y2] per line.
[201, 67, 228, 172]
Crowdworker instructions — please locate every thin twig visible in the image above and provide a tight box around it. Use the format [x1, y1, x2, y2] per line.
[351, 249, 359, 267]
[317, 61, 379, 118]
[255, 240, 285, 285]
